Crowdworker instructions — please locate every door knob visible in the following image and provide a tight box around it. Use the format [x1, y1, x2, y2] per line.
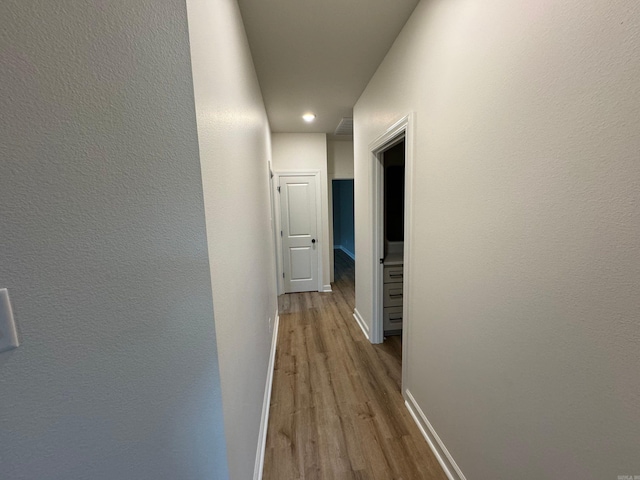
[311, 239, 316, 244]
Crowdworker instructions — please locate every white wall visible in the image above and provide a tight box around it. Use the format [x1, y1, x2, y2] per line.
[0, 1, 229, 479]
[186, 1, 278, 479]
[354, 0, 640, 478]
[272, 133, 331, 291]
[328, 139, 355, 179]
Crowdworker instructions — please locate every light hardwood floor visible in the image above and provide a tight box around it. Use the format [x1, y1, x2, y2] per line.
[263, 250, 447, 480]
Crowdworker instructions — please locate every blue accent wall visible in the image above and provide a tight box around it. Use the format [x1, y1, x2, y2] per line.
[332, 179, 355, 258]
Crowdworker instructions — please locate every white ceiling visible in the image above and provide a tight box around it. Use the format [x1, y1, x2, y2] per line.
[237, 0, 420, 136]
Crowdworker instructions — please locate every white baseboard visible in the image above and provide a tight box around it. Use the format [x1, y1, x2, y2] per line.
[352, 308, 369, 340]
[323, 284, 333, 292]
[341, 246, 355, 260]
[253, 311, 280, 480]
[404, 389, 466, 480]
[333, 244, 355, 261]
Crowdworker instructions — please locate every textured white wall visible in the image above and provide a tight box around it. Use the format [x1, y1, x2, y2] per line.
[354, 0, 640, 478]
[272, 133, 331, 290]
[0, 1, 228, 479]
[186, 0, 278, 479]
[328, 139, 355, 179]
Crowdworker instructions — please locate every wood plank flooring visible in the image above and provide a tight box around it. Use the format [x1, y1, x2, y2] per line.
[263, 250, 447, 480]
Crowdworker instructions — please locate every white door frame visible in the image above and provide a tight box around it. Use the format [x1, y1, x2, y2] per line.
[267, 162, 280, 291]
[369, 113, 415, 389]
[274, 170, 324, 295]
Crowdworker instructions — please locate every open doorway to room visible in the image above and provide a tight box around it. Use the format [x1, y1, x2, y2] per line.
[332, 179, 355, 261]
[369, 114, 413, 386]
[378, 139, 405, 367]
[331, 179, 355, 301]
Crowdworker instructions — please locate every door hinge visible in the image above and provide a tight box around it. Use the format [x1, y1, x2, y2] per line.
[380, 258, 384, 264]
[280, 230, 283, 237]
[277, 186, 281, 193]
[282, 272, 285, 278]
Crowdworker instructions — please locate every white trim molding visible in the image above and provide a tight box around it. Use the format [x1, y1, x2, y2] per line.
[253, 311, 280, 480]
[333, 245, 355, 261]
[323, 284, 333, 292]
[368, 113, 415, 394]
[352, 308, 369, 340]
[404, 389, 466, 480]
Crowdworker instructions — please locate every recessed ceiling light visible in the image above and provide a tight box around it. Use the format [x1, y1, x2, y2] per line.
[302, 113, 316, 122]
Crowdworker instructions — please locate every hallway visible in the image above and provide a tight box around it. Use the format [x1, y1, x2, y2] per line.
[263, 250, 447, 479]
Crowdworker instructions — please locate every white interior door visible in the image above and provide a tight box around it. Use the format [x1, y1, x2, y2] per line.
[280, 175, 319, 293]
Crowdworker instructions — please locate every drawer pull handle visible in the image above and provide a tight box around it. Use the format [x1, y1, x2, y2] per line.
[389, 316, 402, 322]
[389, 294, 403, 299]
[389, 274, 403, 278]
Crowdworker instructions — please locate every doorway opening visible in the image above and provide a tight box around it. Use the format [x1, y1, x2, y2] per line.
[369, 114, 413, 391]
[332, 179, 355, 262]
[331, 178, 356, 303]
[380, 140, 405, 338]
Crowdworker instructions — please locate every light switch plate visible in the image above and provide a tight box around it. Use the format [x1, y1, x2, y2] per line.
[0, 289, 19, 353]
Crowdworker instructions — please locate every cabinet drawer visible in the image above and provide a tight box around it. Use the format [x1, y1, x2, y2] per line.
[383, 307, 403, 331]
[383, 265, 403, 284]
[383, 283, 403, 307]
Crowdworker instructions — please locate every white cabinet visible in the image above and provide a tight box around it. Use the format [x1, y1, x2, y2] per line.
[383, 265, 403, 283]
[383, 263, 403, 334]
[383, 306, 403, 332]
[383, 283, 403, 307]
